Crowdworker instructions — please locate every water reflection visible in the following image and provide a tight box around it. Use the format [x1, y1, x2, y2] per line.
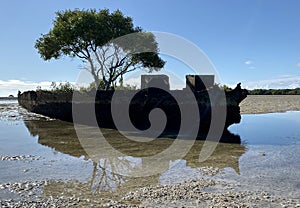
[24, 120, 245, 193]
[229, 111, 300, 145]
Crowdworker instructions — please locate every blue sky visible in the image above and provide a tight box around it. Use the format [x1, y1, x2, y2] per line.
[1, 0, 300, 96]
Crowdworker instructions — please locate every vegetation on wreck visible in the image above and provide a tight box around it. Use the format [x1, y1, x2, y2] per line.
[36, 81, 137, 93]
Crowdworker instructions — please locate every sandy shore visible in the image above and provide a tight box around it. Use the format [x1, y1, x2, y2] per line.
[240, 95, 300, 114]
[1, 177, 299, 207]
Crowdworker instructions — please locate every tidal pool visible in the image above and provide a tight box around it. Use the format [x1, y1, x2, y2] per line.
[227, 112, 300, 199]
[0, 100, 299, 202]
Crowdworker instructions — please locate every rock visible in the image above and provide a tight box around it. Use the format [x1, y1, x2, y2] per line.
[259, 152, 266, 156]
[0, 155, 40, 161]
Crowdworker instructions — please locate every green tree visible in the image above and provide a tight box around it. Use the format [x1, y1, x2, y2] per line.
[35, 9, 165, 90]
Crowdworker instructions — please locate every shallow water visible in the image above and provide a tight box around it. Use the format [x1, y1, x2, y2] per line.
[227, 112, 300, 199]
[0, 101, 299, 200]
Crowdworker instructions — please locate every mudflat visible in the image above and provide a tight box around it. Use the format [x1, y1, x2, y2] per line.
[240, 95, 300, 114]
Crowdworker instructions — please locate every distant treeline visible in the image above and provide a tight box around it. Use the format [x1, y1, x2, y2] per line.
[0, 97, 17, 100]
[248, 88, 300, 95]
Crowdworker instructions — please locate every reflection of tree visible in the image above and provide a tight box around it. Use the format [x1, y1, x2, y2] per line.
[90, 158, 131, 193]
[24, 120, 246, 194]
[24, 120, 142, 192]
[90, 160, 121, 192]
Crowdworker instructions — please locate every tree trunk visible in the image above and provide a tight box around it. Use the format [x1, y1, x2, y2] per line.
[104, 82, 111, 91]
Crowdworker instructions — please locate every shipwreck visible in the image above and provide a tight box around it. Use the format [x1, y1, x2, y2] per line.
[18, 75, 248, 143]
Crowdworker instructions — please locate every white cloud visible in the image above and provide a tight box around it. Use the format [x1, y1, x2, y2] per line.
[244, 60, 252, 65]
[0, 80, 71, 97]
[244, 60, 256, 69]
[296, 62, 300, 68]
[243, 75, 300, 90]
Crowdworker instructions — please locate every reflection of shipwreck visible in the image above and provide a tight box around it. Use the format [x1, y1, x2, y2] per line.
[19, 75, 247, 143]
[24, 119, 246, 193]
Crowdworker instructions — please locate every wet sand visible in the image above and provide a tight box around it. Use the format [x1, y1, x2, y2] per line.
[240, 95, 300, 114]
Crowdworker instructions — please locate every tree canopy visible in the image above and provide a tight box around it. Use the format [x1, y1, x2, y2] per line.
[35, 9, 165, 90]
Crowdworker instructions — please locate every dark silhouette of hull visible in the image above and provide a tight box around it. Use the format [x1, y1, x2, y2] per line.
[18, 84, 247, 143]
